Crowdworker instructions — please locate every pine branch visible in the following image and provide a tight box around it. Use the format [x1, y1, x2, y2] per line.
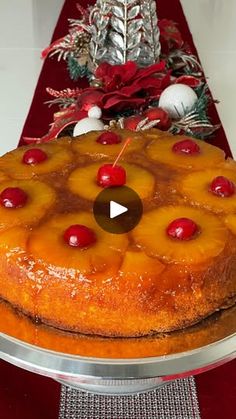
[67, 56, 91, 80]
[45, 97, 76, 109]
[170, 84, 220, 139]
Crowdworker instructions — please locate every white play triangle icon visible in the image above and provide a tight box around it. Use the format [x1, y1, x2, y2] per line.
[110, 200, 128, 219]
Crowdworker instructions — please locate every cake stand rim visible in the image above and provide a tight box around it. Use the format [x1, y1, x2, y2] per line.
[1, 330, 235, 380]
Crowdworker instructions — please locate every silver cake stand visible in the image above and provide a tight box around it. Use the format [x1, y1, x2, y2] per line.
[0, 300, 236, 395]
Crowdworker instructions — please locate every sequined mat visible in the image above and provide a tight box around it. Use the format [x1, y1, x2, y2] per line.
[58, 377, 200, 419]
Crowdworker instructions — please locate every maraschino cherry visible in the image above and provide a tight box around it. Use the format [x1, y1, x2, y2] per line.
[96, 132, 121, 145]
[0, 187, 28, 208]
[166, 217, 199, 240]
[210, 176, 235, 197]
[97, 164, 126, 187]
[64, 224, 97, 248]
[22, 148, 48, 165]
[172, 139, 200, 155]
[96, 137, 131, 188]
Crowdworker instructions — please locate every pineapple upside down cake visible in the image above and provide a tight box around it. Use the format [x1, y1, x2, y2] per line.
[0, 129, 235, 337]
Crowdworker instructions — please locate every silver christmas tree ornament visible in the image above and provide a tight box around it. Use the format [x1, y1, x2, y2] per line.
[89, 0, 161, 70]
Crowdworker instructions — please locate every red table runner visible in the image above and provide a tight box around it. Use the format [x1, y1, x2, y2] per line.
[1, 0, 236, 418]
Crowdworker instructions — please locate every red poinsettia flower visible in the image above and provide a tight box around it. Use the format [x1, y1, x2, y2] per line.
[95, 60, 166, 92]
[94, 60, 171, 113]
[95, 61, 138, 92]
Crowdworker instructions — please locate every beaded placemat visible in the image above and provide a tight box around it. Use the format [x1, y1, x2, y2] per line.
[59, 377, 200, 419]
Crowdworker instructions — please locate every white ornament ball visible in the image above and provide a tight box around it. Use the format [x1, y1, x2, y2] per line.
[73, 117, 104, 137]
[159, 84, 198, 119]
[88, 106, 102, 119]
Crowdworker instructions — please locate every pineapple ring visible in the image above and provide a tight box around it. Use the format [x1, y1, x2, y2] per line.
[0, 171, 9, 183]
[28, 212, 128, 273]
[120, 250, 165, 279]
[132, 205, 227, 264]
[72, 129, 145, 158]
[0, 180, 56, 230]
[0, 140, 73, 179]
[146, 135, 225, 170]
[224, 214, 236, 235]
[181, 169, 236, 214]
[68, 162, 155, 201]
[0, 226, 29, 253]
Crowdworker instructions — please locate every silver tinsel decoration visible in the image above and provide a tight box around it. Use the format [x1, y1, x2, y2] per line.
[89, 0, 161, 70]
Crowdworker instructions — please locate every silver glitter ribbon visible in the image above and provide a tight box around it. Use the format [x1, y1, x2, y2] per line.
[59, 377, 201, 419]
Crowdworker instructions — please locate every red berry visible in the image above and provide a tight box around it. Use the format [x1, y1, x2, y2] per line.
[97, 164, 126, 188]
[63, 224, 97, 248]
[23, 148, 48, 165]
[166, 217, 199, 240]
[96, 132, 122, 145]
[144, 107, 172, 130]
[210, 176, 235, 197]
[172, 139, 200, 155]
[123, 115, 143, 131]
[0, 187, 28, 208]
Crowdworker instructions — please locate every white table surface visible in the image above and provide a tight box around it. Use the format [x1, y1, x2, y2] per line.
[0, 0, 235, 156]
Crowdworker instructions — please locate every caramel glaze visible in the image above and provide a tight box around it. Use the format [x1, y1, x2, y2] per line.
[1, 299, 235, 358]
[0, 129, 235, 337]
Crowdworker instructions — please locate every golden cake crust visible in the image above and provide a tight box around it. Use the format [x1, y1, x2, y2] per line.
[0, 129, 235, 337]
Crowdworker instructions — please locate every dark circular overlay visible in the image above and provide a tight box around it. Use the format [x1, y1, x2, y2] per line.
[93, 186, 143, 234]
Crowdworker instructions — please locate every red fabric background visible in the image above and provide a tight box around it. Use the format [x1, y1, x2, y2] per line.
[0, 360, 60, 419]
[1, 1, 235, 418]
[196, 360, 236, 419]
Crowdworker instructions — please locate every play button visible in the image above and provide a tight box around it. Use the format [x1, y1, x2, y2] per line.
[110, 201, 128, 219]
[93, 186, 143, 234]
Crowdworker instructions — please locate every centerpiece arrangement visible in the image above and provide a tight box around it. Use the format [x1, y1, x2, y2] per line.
[24, 0, 219, 144]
